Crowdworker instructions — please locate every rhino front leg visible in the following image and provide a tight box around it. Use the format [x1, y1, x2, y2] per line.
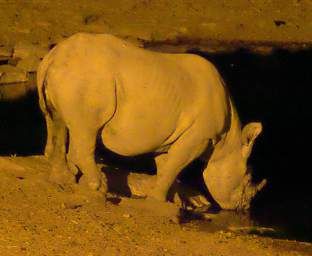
[151, 127, 209, 202]
[67, 127, 107, 194]
[154, 153, 168, 173]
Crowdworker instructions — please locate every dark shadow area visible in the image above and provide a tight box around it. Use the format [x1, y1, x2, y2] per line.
[0, 90, 46, 156]
[188, 48, 312, 242]
[101, 165, 132, 197]
[95, 143, 156, 174]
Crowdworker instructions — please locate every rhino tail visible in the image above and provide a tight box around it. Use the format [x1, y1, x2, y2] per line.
[37, 47, 57, 118]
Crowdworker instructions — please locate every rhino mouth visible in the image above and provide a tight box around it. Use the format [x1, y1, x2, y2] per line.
[202, 167, 267, 210]
[236, 175, 267, 211]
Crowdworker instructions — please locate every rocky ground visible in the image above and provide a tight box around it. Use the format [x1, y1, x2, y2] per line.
[2, 0, 312, 93]
[0, 156, 311, 256]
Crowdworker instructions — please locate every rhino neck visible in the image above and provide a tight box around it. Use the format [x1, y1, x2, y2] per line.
[211, 98, 242, 161]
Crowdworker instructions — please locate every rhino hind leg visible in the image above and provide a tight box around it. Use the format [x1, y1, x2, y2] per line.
[48, 116, 75, 185]
[67, 127, 107, 194]
[38, 85, 54, 158]
[151, 127, 209, 202]
[44, 115, 54, 158]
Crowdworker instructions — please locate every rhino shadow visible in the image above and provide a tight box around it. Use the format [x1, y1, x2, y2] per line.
[96, 140, 222, 210]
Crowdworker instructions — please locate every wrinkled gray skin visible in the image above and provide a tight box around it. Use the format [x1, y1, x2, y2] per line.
[37, 33, 266, 210]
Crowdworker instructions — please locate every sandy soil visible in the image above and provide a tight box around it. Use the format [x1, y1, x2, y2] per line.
[0, 156, 311, 256]
[1, 0, 312, 52]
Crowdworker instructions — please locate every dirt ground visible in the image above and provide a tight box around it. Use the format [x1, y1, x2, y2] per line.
[1, 0, 312, 52]
[0, 156, 311, 256]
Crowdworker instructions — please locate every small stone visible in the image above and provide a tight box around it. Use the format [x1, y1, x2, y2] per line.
[169, 215, 179, 224]
[124, 37, 144, 48]
[122, 213, 131, 218]
[186, 205, 193, 211]
[0, 65, 28, 84]
[173, 192, 183, 207]
[202, 213, 214, 220]
[190, 195, 211, 208]
[224, 232, 233, 239]
[178, 27, 188, 34]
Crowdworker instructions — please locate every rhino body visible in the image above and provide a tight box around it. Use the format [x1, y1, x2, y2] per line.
[37, 33, 265, 210]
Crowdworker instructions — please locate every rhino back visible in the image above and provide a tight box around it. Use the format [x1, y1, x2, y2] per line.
[100, 39, 228, 155]
[43, 33, 229, 156]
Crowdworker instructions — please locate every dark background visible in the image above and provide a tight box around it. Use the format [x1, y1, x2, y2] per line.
[0, 49, 311, 241]
[205, 49, 312, 242]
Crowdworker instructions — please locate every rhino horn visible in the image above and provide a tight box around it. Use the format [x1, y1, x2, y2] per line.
[256, 179, 267, 193]
[247, 178, 267, 198]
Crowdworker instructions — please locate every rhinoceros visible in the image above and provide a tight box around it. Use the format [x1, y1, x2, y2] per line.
[37, 33, 266, 210]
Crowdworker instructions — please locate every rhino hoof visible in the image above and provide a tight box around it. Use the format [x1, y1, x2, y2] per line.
[78, 174, 108, 195]
[49, 167, 76, 186]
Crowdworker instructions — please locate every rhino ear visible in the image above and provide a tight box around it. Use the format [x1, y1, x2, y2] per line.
[241, 122, 262, 158]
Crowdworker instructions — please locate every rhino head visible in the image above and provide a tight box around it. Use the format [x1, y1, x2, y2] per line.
[203, 118, 267, 211]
